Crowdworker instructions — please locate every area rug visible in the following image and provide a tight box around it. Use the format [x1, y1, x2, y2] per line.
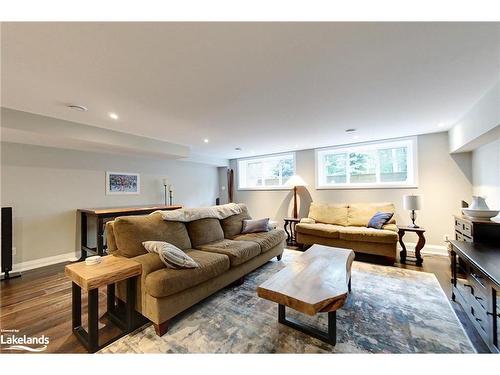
[100, 249, 474, 353]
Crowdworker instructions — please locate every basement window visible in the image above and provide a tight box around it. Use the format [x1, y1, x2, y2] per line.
[238, 153, 295, 190]
[316, 137, 417, 189]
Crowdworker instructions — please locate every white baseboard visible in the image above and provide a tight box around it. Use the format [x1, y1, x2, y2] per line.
[397, 242, 448, 256]
[1, 252, 78, 275]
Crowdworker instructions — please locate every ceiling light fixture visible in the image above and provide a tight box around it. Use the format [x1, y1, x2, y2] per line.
[437, 122, 446, 128]
[108, 112, 119, 120]
[204, 139, 209, 143]
[68, 104, 88, 112]
[345, 128, 357, 134]
[235, 147, 242, 151]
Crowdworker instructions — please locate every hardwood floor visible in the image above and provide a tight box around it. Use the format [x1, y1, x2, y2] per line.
[0, 251, 490, 353]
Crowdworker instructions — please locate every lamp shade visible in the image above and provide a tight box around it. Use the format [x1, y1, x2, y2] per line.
[403, 195, 422, 211]
[285, 175, 308, 188]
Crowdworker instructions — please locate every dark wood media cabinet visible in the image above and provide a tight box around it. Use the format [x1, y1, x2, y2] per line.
[450, 238, 500, 353]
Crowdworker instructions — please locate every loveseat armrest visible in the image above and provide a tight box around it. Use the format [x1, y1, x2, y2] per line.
[300, 218, 316, 224]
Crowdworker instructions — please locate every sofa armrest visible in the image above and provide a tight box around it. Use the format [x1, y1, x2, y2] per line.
[382, 223, 398, 232]
[300, 218, 316, 224]
[117, 253, 165, 313]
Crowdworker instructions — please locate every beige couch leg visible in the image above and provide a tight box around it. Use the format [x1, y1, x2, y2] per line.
[386, 256, 396, 265]
[154, 320, 170, 336]
[276, 254, 282, 261]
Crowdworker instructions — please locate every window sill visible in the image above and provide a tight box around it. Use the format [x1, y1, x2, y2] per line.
[237, 187, 291, 191]
[316, 184, 418, 190]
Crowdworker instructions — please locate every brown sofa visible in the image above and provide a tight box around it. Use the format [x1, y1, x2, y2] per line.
[296, 202, 398, 263]
[105, 203, 285, 336]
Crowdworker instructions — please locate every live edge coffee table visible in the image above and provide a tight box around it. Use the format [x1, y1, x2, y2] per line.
[257, 245, 355, 345]
[65, 255, 143, 353]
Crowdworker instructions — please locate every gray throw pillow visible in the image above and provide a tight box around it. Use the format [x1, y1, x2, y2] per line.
[142, 241, 199, 269]
[367, 212, 394, 229]
[241, 218, 270, 234]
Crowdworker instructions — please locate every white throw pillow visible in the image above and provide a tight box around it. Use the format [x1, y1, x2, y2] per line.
[142, 241, 199, 269]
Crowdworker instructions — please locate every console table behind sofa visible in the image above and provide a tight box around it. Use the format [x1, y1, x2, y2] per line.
[78, 205, 182, 260]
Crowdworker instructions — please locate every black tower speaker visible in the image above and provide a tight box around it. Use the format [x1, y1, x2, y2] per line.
[1, 207, 21, 281]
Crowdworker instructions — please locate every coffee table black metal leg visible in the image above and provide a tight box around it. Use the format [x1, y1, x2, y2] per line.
[278, 304, 337, 346]
[88, 288, 99, 353]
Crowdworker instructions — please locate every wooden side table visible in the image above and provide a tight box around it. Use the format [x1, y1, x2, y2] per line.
[65, 256, 142, 353]
[284, 217, 300, 247]
[398, 226, 426, 266]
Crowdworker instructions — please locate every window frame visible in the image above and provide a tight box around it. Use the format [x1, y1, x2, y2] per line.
[315, 137, 418, 190]
[237, 152, 296, 191]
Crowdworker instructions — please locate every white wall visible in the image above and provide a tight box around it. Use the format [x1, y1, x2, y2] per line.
[472, 138, 500, 217]
[449, 81, 500, 153]
[231, 132, 472, 250]
[1, 142, 220, 264]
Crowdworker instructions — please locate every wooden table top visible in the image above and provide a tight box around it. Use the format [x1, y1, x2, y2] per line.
[449, 240, 500, 288]
[397, 225, 425, 233]
[257, 245, 355, 316]
[65, 255, 142, 290]
[78, 204, 182, 215]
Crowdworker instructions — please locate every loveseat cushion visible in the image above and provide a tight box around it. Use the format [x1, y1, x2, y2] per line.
[220, 203, 252, 238]
[295, 223, 343, 239]
[113, 212, 191, 258]
[187, 218, 225, 247]
[145, 249, 230, 298]
[196, 239, 261, 266]
[338, 226, 398, 244]
[232, 229, 285, 253]
[308, 202, 348, 226]
[347, 203, 396, 227]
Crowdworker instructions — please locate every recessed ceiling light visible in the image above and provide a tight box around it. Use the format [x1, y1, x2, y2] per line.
[235, 147, 242, 151]
[437, 122, 446, 128]
[204, 139, 209, 143]
[68, 104, 88, 112]
[108, 112, 119, 120]
[353, 135, 360, 140]
[345, 128, 357, 134]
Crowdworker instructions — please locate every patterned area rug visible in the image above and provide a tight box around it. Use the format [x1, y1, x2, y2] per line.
[100, 249, 474, 353]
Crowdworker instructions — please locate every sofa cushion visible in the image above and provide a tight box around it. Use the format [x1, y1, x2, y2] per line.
[187, 218, 224, 247]
[145, 249, 230, 298]
[232, 229, 286, 253]
[308, 202, 348, 226]
[220, 203, 252, 238]
[338, 226, 398, 244]
[113, 212, 191, 258]
[347, 203, 396, 227]
[196, 239, 261, 266]
[295, 223, 343, 239]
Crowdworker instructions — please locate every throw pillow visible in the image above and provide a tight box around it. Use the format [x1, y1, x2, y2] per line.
[241, 218, 270, 234]
[367, 212, 394, 229]
[142, 241, 199, 269]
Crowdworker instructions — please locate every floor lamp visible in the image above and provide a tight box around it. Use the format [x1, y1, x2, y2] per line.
[285, 175, 308, 219]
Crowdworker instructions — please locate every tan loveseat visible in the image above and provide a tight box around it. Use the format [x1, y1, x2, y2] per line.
[296, 202, 399, 264]
[105, 203, 285, 336]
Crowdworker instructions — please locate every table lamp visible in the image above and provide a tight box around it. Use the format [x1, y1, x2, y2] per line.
[403, 194, 422, 228]
[285, 175, 308, 219]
